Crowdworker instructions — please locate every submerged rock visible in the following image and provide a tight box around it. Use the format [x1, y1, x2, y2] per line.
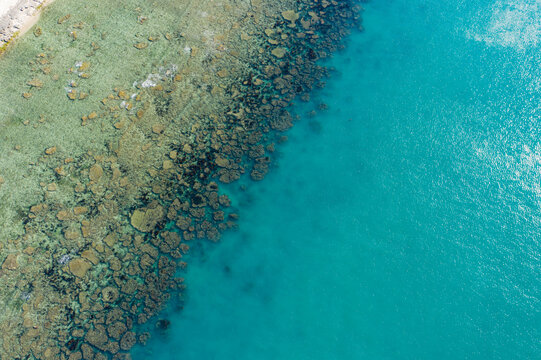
[44, 146, 57, 155]
[69, 258, 92, 278]
[27, 78, 44, 88]
[1, 254, 18, 270]
[119, 331, 136, 351]
[134, 42, 148, 50]
[58, 14, 71, 24]
[89, 164, 104, 182]
[107, 321, 127, 340]
[282, 10, 300, 26]
[130, 205, 165, 232]
[85, 325, 108, 350]
[102, 286, 119, 303]
[271, 47, 287, 58]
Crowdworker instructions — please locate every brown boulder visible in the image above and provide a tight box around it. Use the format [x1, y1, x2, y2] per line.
[271, 47, 287, 58]
[69, 258, 92, 278]
[107, 321, 127, 340]
[282, 10, 300, 23]
[85, 325, 108, 350]
[81, 249, 99, 265]
[89, 164, 104, 182]
[119, 331, 136, 351]
[215, 156, 230, 168]
[1, 254, 18, 270]
[130, 205, 164, 232]
[120, 278, 139, 294]
[80, 343, 94, 359]
[102, 286, 119, 303]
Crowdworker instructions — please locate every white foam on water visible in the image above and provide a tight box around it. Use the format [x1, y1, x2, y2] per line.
[467, 0, 541, 50]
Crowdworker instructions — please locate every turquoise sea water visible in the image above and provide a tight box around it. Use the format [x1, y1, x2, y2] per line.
[133, 0, 540, 359]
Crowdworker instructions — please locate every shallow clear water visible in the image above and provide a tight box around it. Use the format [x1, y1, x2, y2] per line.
[134, 0, 540, 359]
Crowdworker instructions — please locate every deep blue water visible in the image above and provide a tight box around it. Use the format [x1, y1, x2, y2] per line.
[133, 0, 540, 359]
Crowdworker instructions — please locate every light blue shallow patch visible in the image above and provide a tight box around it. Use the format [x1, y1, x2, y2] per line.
[133, 0, 541, 359]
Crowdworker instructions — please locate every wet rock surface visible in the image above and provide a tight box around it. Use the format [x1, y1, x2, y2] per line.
[0, 0, 361, 358]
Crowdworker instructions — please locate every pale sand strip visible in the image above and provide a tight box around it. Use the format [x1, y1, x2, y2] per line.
[0, 0, 55, 46]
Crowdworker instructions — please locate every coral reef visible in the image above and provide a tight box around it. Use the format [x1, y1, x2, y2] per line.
[0, 0, 362, 358]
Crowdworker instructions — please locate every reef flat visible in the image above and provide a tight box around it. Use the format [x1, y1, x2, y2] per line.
[0, 0, 361, 359]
